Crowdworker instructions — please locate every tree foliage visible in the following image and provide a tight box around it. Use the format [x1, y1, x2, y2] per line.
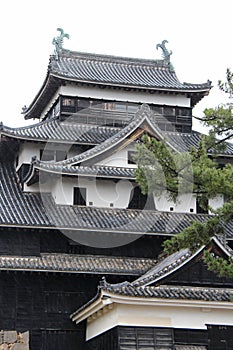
[135, 69, 233, 278]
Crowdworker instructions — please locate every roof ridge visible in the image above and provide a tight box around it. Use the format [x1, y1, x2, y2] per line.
[58, 49, 170, 68]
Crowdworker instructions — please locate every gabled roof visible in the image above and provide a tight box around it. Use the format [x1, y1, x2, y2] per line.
[23, 104, 233, 183]
[132, 236, 233, 287]
[23, 48, 211, 119]
[71, 237, 233, 323]
[52, 104, 171, 166]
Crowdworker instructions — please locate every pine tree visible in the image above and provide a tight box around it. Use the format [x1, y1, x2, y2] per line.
[135, 69, 233, 277]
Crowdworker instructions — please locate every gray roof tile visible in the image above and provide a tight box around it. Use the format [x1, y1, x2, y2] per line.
[102, 283, 233, 302]
[33, 163, 135, 179]
[1, 120, 120, 144]
[1, 162, 233, 238]
[51, 50, 211, 91]
[132, 248, 192, 287]
[0, 253, 156, 275]
[24, 49, 211, 119]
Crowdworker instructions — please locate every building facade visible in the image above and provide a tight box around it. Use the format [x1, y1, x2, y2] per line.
[0, 35, 232, 349]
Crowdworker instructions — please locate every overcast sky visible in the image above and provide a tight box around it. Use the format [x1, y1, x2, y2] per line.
[0, 0, 232, 130]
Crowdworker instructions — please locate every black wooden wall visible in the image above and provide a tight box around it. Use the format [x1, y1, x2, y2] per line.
[86, 326, 209, 349]
[0, 227, 164, 258]
[0, 271, 120, 350]
[0, 227, 164, 350]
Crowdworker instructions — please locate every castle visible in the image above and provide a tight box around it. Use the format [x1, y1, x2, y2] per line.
[0, 31, 232, 349]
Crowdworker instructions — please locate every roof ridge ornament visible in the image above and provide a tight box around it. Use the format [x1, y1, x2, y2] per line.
[156, 40, 175, 72]
[52, 28, 70, 60]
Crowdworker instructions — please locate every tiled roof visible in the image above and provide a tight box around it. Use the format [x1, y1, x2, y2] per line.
[127, 236, 233, 287]
[1, 120, 120, 144]
[71, 238, 233, 319]
[23, 49, 211, 120]
[0, 253, 156, 275]
[31, 163, 135, 179]
[50, 50, 211, 91]
[165, 131, 233, 155]
[3, 105, 233, 158]
[47, 104, 154, 166]
[1, 162, 233, 238]
[132, 248, 192, 287]
[71, 280, 233, 320]
[101, 283, 233, 302]
[21, 107, 233, 182]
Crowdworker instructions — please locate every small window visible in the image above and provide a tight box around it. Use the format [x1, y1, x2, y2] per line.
[128, 151, 136, 164]
[73, 187, 86, 206]
[40, 150, 67, 162]
[62, 98, 75, 106]
[103, 102, 115, 110]
[196, 197, 208, 214]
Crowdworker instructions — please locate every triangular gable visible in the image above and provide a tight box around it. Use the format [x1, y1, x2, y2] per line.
[49, 104, 178, 167]
[132, 237, 233, 288]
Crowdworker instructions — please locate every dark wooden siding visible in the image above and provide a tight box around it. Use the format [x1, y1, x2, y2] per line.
[207, 325, 233, 350]
[87, 327, 118, 350]
[118, 327, 174, 349]
[166, 259, 233, 288]
[0, 271, 99, 350]
[87, 326, 174, 350]
[0, 227, 165, 259]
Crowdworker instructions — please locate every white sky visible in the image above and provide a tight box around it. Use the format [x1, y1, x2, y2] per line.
[0, 0, 232, 131]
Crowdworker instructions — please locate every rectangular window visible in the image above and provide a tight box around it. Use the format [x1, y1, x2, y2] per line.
[128, 151, 136, 165]
[62, 98, 75, 107]
[196, 197, 208, 214]
[73, 187, 86, 206]
[40, 150, 67, 162]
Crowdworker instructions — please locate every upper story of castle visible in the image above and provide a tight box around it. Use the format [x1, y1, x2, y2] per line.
[1, 31, 231, 220]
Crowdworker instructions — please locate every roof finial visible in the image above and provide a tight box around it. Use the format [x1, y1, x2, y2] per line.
[156, 40, 174, 72]
[52, 28, 70, 60]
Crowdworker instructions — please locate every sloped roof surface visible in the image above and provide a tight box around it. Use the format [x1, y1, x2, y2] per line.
[71, 237, 233, 320]
[101, 283, 233, 302]
[1, 120, 120, 144]
[132, 248, 191, 287]
[50, 49, 211, 91]
[23, 46, 211, 119]
[32, 163, 135, 179]
[2, 162, 233, 237]
[0, 253, 156, 275]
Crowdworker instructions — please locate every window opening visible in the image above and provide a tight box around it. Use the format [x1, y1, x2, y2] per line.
[73, 187, 87, 206]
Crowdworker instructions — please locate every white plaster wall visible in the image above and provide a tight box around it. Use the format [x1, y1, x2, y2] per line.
[17, 143, 41, 170]
[59, 85, 191, 108]
[96, 145, 137, 168]
[51, 177, 77, 205]
[154, 192, 196, 213]
[86, 302, 233, 340]
[50, 176, 133, 208]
